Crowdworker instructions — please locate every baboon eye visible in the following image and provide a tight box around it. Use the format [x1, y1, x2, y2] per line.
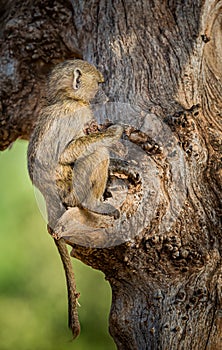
[73, 68, 82, 90]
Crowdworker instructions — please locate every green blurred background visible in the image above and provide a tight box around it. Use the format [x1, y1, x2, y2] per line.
[0, 141, 116, 350]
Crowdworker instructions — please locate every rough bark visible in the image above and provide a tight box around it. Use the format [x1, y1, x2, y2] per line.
[0, 0, 81, 150]
[1, 0, 222, 349]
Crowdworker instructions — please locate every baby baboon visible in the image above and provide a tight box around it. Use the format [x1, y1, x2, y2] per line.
[28, 59, 123, 337]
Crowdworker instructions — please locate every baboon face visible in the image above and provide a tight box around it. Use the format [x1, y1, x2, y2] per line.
[48, 59, 104, 103]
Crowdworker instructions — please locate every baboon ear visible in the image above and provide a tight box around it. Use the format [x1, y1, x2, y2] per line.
[73, 68, 82, 90]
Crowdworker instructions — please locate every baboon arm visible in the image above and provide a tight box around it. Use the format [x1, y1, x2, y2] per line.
[59, 125, 123, 165]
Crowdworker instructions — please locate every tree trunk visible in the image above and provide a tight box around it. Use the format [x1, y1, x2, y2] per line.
[1, 1, 222, 349]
